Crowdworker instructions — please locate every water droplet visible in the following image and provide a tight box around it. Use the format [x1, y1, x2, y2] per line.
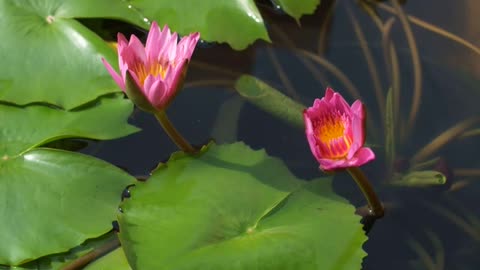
[121, 184, 135, 201]
[118, 206, 124, 213]
[269, 0, 286, 15]
[197, 39, 217, 49]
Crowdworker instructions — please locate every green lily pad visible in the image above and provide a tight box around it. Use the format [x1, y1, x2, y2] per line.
[118, 142, 366, 269]
[0, 148, 135, 266]
[0, 232, 128, 270]
[0, 94, 139, 157]
[0, 0, 147, 109]
[84, 247, 132, 270]
[275, 0, 321, 20]
[127, 0, 270, 50]
[0, 93, 137, 265]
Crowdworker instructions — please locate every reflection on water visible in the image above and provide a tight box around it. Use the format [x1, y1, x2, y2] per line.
[85, 1, 480, 269]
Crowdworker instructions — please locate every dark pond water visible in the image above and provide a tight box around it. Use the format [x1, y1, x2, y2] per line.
[84, 1, 480, 269]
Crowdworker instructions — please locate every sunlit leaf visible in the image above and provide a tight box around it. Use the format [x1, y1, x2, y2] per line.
[0, 149, 135, 265]
[84, 247, 131, 270]
[0, 230, 127, 269]
[0, 0, 147, 109]
[0, 94, 139, 157]
[118, 142, 366, 269]
[126, 0, 270, 50]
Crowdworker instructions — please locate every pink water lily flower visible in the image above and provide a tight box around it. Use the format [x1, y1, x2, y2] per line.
[102, 22, 200, 112]
[304, 87, 375, 171]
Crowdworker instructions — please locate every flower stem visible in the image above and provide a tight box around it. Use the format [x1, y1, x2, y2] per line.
[154, 110, 196, 153]
[346, 167, 384, 218]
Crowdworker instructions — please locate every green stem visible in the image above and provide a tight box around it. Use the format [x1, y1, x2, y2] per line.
[346, 167, 384, 218]
[154, 110, 196, 153]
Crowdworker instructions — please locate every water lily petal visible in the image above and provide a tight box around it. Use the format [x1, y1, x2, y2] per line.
[303, 111, 322, 162]
[324, 87, 335, 101]
[146, 79, 168, 109]
[177, 32, 200, 61]
[101, 58, 125, 90]
[307, 99, 332, 119]
[304, 87, 374, 171]
[318, 158, 348, 171]
[351, 100, 366, 146]
[143, 75, 157, 98]
[157, 25, 174, 62]
[102, 21, 199, 112]
[351, 147, 375, 167]
[145, 21, 161, 60]
[331, 92, 351, 115]
[165, 32, 179, 63]
[167, 59, 188, 96]
[127, 35, 146, 64]
[346, 142, 360, 160]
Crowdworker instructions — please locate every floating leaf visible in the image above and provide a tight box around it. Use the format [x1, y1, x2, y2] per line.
[234, 75, 305, 128]
[84, 247, 131, 270]
[118, 142, 366, 269]
[6, 232, 121, 270]
[0, 0, 147, 109]
[0, 148, 135, 265]
[274, 0, 321, 20]
[127, 0, 270, 50]
[50, 232, 124, 270]
[0, 94, 137, 265]
[0, 94, 139, 157]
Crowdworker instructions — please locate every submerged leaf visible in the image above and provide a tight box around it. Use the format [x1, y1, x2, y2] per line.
[390, 170, 447, 187]
[385, 87, 396, 173]
[234, 75, 305, 128]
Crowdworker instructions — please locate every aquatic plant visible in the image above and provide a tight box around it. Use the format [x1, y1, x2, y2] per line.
[0, 0, 478, 269]
[303, 87, 374, 171]
[102, 22, 199, 113]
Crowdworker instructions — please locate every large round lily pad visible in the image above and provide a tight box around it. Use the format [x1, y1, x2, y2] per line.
[0, 0, 146, 109]
[0, 148, 136, 265]
[118, 142, 367, 269]
[0, 94, 138, 265]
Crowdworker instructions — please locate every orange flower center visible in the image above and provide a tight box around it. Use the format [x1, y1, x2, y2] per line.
[133, 62, 167, 86]
[315, 113, 352, 159]
[316, 115, 345, 143]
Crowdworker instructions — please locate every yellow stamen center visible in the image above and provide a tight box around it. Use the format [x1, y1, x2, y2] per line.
[316, 115, 345, 144]
[134, 62, 167, 86]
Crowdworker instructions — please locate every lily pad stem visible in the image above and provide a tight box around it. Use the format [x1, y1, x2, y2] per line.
[154, 110, 196, 153]
[347, 167, 384, 218]
[62, 237, 120, 270]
